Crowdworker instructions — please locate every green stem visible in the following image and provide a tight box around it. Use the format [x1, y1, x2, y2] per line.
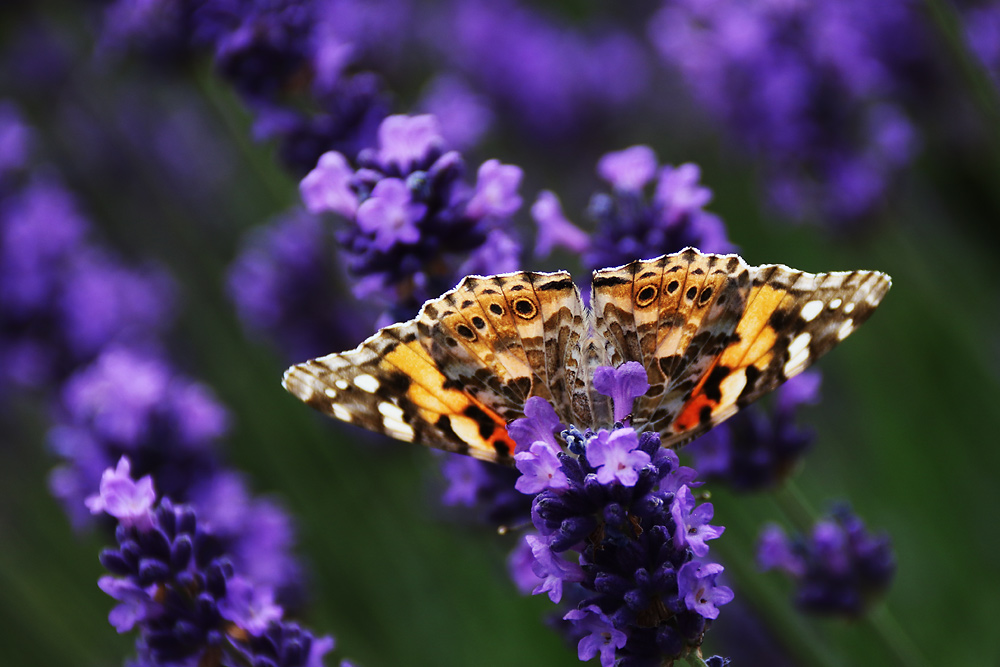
[683, 648, 710, 667]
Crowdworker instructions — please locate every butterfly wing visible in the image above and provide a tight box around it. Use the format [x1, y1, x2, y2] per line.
[591, 248, 891, 448]
[282, 270, 584, 463]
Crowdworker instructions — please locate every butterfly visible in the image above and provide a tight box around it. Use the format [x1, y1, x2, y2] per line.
[282, 247, 890, 465]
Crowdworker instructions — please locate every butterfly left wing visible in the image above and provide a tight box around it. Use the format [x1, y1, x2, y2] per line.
[282, 320, 519, 464]
[282, 270, 586, 464]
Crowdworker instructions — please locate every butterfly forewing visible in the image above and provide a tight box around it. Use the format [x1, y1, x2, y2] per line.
[284, 248, 890, 462]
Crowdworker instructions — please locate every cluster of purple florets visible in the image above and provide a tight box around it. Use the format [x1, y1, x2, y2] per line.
[758, 505, 896, 616]
[300, 114, 523, 318]
[91, 457, 337, 667]
[508, 363, 732, 666]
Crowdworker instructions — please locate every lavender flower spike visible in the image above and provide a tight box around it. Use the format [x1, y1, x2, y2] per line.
[531, 190, 589, 258]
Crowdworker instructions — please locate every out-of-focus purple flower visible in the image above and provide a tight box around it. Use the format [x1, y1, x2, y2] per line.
[597, 145, 658, 192]
[432, 0, 650, 141]
[584, 147, 733, 271]
[686, 371, 821, 492]
[677, 561, 734, 621]
[531, 191, 589, 258]
[670, 486, 724, 557]
[356, 178, 426, 249]
[965, 6, 1000, 85]
[375, 114, 443, 174]
[465, 159, 523, 219]
[419, 75, 493, 150]
[564, 605, 627, 667]
[85, 457, 156, 530]
[0, 101, 31, 175]
[301, 151, 360, 217]
[757, 506, 895, 615]
[438, 454, 531, 527]
[228, 209, 371, 361]
[650, 0, 928, 225]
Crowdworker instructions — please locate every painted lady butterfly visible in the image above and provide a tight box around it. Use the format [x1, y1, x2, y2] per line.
[283, 248, 890, 464]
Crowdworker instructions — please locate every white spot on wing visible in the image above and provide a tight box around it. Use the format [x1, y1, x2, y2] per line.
[335, 379, 349, 390]
[324, 388, 337, 398]
[383, 417, 415, 442]
[783, 332, 812, 376]
[844, 302, 856, 314]
[800, 300, 824, 322]
[378, 401, 405, 421]
[354, 373, 380, 393]
[837, 319, 854, 341]
[829, 298, 842, 309]
[333, 405, 352, 422]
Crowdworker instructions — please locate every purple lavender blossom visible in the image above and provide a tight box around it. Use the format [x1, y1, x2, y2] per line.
[85, 457, 156, 531]
[965, 6, 1000, 85]
[583, 146, 734, 272]
[92, 458, 337, 666]
[686, 372, 821, 492]
[300, 114, 526, 316]
[505, 364, 730, 664]
[650, 0, 927, 225]
[757, 506, 895, 615]
[437, 454, 530, 527]
[671, 486, 725, 558]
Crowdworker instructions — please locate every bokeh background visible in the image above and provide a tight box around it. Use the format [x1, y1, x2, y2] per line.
[2, 1, 999, 665]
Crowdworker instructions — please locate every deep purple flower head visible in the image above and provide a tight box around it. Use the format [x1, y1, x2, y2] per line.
[757, 505, 895, 615]
[686, 371, 821, 491]
[507, 391, 730, 664]
[584, 147, 733, 271]
[92, 460, 334, 666]
[650, 0, 929, 225]
[302, 114, 526, 315]
[438, 454, 530, 527]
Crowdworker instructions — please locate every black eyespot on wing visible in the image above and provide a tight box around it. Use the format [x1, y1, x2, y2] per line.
[513, 298, 537, 319]
[455, 323, 477, 340]
[489, 303, 504, 316]
[636, 285, 658, 307]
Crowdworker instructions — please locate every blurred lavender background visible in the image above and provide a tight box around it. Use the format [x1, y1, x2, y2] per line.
[2, 1, 999, 665]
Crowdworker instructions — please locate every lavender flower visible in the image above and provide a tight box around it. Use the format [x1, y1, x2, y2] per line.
[578, 146, 733, 272]
[509, 363, 731, 665]
[686, 372, 822, 492]
[93, 457, 337, 666]
[438, 454, 531, 527]
[650, 0, 926, 225]
[758, 505, 895, 615]
[301, 113, 525, 317]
